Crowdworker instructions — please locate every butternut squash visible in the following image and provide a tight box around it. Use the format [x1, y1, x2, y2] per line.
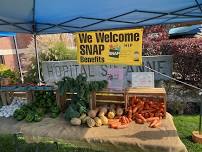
[88, 110, 97, 118]
[100, 115, 108, 125]
[87, 118, 96, 128]
[94, 117, 102, 127]
[70, 118, 81, 126]
[108, 111, 115, 119]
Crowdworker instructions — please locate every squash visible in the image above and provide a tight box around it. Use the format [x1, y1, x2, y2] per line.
[108, 111, 115, 119]
[98, 107, 108, 117]
[70, 118, 81, 126]
[87, 118, 96, 128]
[100, 115, 108, 125]
[116, 107, 124, 116]
[81, 116, 90, 124]
[94, 117, 102, 127]
[79, 113, 87, 120]
[88, 110, 97, 118]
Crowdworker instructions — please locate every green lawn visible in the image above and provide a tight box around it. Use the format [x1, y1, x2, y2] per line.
[0, 115, 201, 152]
[173, 115, 202, 152]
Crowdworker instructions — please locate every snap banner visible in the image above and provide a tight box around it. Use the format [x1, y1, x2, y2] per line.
[76, 28, 143, 65]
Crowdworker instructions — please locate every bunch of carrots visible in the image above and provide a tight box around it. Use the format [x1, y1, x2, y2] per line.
[108, 116, 132, 129]
[127, 96, 165, 128]
[108, 96, 165, 129]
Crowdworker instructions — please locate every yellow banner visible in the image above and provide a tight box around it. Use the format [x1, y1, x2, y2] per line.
[76, 28, 143, 65]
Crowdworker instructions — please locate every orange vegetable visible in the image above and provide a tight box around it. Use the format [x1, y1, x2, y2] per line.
[116, 124, 129, 129]
[132, 107, 138, 113]
[135, 114, 146, 122]
[146, 117, 159, 123]
[149, 119, 158, 127]
[135, 118, 144, 124]
[109, 122, 121, 128]
[141, 109, 156, 114]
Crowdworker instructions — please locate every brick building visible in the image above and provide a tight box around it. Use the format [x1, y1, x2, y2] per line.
[0, 34, 32, 70]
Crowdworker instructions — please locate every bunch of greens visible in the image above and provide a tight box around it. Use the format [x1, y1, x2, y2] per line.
[56, 74, 108, 120]
[13, 91, 60, 122]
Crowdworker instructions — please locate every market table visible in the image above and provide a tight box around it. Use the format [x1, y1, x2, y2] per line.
[0, 113, 187, 152]
[0, 85, 54, 105]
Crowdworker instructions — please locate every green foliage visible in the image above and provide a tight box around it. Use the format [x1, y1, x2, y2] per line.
[0, 64, 19, 83]
[174, 115, 202, 152]
[57, 74, 108, 120]
[40, 42, 76, 61]
[24, 42, 76, 83]
[0, 134, 105, 152]
[13, 91, 60, 122]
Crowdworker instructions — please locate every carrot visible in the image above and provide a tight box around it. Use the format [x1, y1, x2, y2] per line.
[146, 117, 159, 123]
[150, 120, 161, 128]
[144, 103, 150, 110]
[110, 122, 121, 128]
[135, 118, 144, 124]
[155, 111, 160, 117]
[131, 96, 138, 105]
[122, 116, 127, 124]
[136, 114, 147, 122]
[149, 113, 155, 117]
[116, 124, 129, 129]
[128, 113, 132, 118]
[128, 118, 132, 122]
[124, 117, 130, 124]
[141, 109, 156, 114]
[160, 108, 164, 113]
[151, 120, 161, 128]
[149, 119, 158, 127]
[144, 112, 150, 119]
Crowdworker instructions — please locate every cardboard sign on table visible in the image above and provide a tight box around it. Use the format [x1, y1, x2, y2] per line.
[132, 72, 154, 88]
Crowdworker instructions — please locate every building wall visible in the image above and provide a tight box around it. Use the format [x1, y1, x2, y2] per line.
[0, 34, 32, 70]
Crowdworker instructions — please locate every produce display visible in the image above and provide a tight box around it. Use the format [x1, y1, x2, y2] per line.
[56, 74, 107, 121]
[13, 91, 60, 122]
[69, 95, 165, 129]
[69, 104, 126, 128]
[0, 97, 25, 118]
[126, 96, 165, 128]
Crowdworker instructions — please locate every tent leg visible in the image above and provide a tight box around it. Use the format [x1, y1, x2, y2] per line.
[13, 36, 24, 84]
[34, 35, 42, 84]
[199, 92, 202, 135]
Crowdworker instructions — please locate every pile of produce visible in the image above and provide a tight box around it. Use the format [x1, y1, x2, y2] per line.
[69, 96, 165, 129]
[56, 74, 108, 121]
[126, 96, 165, 128]
[70, 104, 125, 128]
[13, 91, 60, 122]
[0, 97, 25, 118]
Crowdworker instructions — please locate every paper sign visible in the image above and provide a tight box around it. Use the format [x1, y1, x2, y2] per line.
[132, 72, 154, 88]
[107, 68, 124, 90]
[76, 28, 143, 65]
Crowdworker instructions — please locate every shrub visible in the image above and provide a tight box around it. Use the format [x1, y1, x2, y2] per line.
[0, 64, 19, 83]
[143, 25, 202, 88]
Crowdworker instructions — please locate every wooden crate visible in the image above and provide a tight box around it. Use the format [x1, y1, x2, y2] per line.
[56, 91, 76, 112]
[90, 89, 126, 110]
[125, 87, 167, 118]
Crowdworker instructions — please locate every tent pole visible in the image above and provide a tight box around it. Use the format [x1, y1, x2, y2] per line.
[199, 92, 202, 135]
[34, 34, 42, 84]
[13, 36, 24, 84]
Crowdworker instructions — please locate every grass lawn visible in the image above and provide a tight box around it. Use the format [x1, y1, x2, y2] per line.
[173, 115, 202, 152]
[0, 115, 202, 152]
